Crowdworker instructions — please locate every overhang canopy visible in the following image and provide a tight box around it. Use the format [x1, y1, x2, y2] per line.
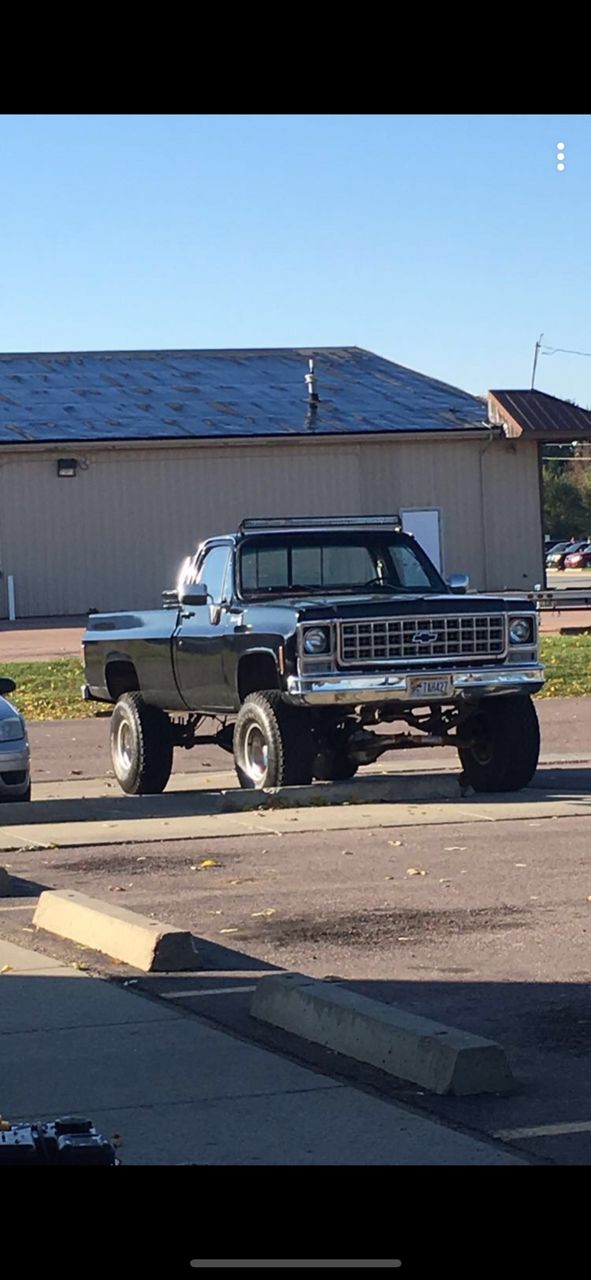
[489, 389, 591, 442]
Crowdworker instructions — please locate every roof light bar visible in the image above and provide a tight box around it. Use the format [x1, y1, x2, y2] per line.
[239, 515, 402, 533]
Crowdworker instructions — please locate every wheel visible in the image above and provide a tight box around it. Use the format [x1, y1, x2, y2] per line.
[110, 692, 173, 795]
[233, 691, 314, 789]
[458, 695, 540, 793]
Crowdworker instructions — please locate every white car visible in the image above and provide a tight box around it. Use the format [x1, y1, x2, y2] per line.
[0, 678, 31, 802]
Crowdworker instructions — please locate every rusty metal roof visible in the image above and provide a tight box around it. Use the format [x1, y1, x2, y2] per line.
[489, 389, 591, 440]
[0, 346, 489, 446]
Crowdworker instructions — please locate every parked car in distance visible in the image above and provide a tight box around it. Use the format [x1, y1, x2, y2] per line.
[0, 677, 31, 802]
[546, 540, 589, 570]
[564, 544, 591, 569]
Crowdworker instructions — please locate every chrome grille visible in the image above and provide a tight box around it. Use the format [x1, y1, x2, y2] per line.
[339, 614, 506, 665]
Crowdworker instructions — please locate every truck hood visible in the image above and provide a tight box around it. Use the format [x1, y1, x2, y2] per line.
[262, 593, 534, 620]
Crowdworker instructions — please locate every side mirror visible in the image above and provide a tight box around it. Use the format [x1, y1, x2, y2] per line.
[447, 573, 469, 595]
[0, 677, 16, 695]
[178, 582, 209, 607]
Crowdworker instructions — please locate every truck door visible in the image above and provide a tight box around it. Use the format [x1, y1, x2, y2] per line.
[173, 544, 235, 712]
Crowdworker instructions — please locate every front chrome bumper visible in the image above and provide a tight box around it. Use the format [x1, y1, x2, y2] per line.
[285, 665, 545, 706]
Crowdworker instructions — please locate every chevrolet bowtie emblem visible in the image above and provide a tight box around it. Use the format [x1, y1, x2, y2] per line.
[411, 630, 439, 645]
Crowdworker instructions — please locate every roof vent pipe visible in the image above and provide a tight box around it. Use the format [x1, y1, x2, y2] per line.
[305, 358, 319, 404]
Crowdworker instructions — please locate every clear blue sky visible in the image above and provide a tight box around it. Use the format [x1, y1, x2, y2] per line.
[1, 114, 589, 403]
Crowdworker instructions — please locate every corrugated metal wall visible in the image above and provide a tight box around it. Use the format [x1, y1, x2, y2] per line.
[0, 436, 543, 616]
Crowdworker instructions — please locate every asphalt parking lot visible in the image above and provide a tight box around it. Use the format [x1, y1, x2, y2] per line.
[0, 695, 590, 1165]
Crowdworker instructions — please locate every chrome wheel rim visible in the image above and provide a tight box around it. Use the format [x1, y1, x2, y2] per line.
[115, 719, 134, 773]
[243, 724, 269, 785]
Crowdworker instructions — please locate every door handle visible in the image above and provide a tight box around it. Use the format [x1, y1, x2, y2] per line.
[180, 609, 195, 620]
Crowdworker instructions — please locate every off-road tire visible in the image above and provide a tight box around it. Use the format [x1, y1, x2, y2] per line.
[233, 690, 314, 789]
[458, 694, 540, 793]
[110, 692, 173, 795]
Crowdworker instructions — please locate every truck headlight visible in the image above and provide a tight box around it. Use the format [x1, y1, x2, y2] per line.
[0, 717, 25, 742]
[303, 627, 330, 655]
[509, 618, 533, 644]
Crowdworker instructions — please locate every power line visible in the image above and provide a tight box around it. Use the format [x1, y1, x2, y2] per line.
[542, 345, 591, 358]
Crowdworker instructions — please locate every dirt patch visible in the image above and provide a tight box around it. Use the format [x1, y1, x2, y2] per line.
[515, 1000, 591, 1053]
[242, 904, 529, 948]
[50, 849, 209, 875]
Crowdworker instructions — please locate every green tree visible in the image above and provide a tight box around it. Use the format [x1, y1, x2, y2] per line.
[543, 464, 589, 539]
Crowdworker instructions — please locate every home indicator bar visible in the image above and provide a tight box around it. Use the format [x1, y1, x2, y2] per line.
[190, 1264, 402, 1270]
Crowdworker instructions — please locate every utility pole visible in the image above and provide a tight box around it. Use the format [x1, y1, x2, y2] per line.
[531, 333, 543, 389]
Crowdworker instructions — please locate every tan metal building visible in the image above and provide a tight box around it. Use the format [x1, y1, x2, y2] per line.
[0, 348, 546, 618]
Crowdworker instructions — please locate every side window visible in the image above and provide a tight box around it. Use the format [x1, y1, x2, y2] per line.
[198, 546, 231, 604]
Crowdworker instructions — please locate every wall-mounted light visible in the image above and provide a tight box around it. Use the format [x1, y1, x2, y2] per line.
[57, 458, 78, 477]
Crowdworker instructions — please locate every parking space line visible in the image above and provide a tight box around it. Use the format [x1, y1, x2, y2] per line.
[495, 1120, 591, 1140]
[159, 985, 258, 999]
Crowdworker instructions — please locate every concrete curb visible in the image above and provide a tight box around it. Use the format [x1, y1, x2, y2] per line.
[251, 972, 514, 1096]
[33, 889, 200, 972]
[4, 771, 464, 825]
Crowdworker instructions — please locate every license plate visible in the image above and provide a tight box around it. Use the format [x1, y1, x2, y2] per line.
[408, 677, 452, 698]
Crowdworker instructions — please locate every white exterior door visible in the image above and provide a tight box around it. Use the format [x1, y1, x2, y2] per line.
[400, 509, 442, 573]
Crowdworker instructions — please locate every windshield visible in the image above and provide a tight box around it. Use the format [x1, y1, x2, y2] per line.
[238, 532, 446, 598]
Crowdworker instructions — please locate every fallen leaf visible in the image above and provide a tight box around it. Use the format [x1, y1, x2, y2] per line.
[199, 858, 219, 869]
[136, 856, 146, 862]
[445, 847, 466, 852]
[219, 927, 238, 934]
[342, 850, 355, 856]
[515, 863, 527, 868]
[108, 885, 126, 892]
[397, 937, 411, 942]
[251, 908, 276, 918]
[0, 965, 12, 974]
[406, 867, 427, 877]
[385, 875, 396, 880]
[388, 840, 403, 847]
[228, 877, 256, 886]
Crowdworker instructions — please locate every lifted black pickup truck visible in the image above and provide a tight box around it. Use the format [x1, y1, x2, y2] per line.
[82, 515, 545, 794]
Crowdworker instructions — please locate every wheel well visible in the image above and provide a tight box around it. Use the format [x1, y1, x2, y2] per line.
[105, 660, 140, 701]
[237, 652, 279, 702]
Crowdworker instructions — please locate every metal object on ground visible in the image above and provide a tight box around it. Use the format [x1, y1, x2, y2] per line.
[0, 1116, 120, 1165]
